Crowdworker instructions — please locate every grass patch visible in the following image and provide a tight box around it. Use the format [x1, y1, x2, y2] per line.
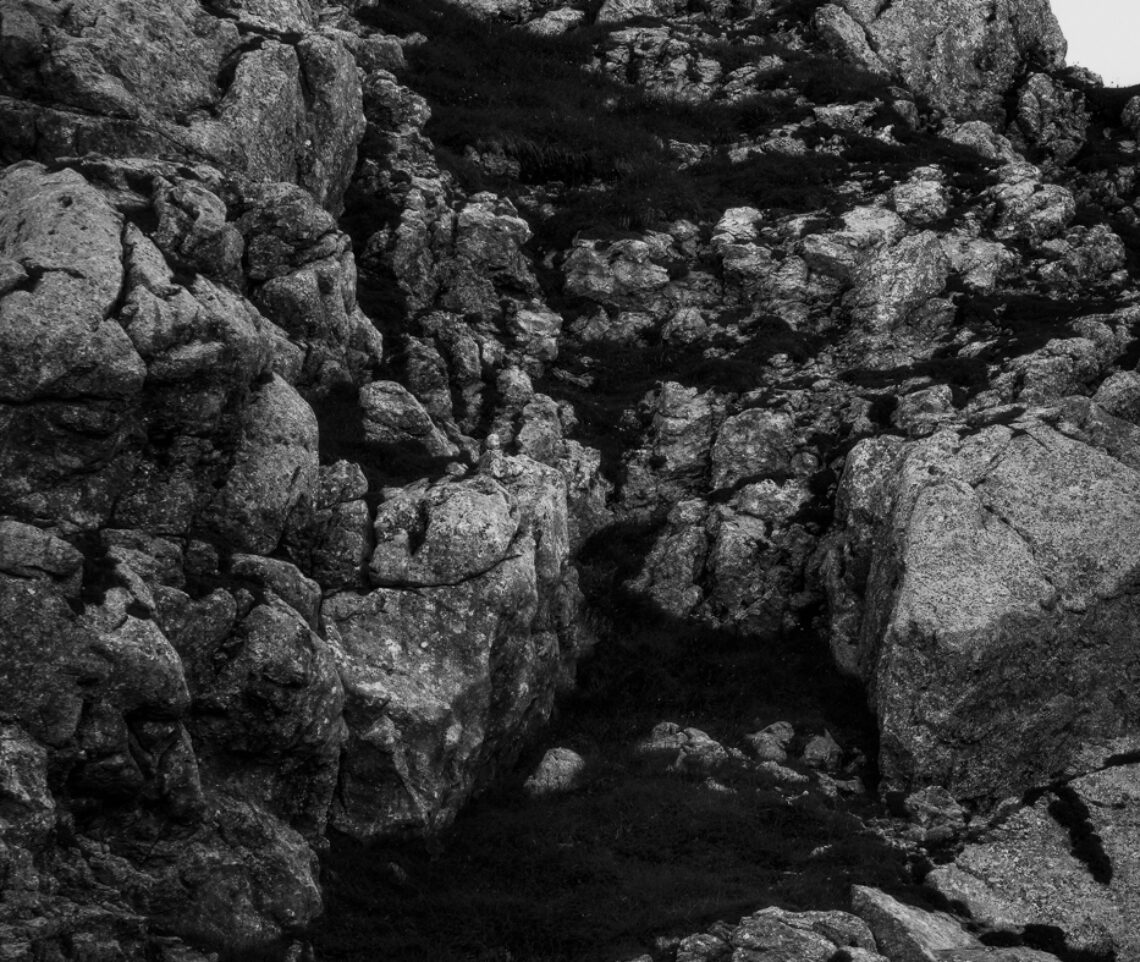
[359, 0, 918, 239]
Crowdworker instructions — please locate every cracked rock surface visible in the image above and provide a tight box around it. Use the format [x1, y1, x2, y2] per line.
[3, 0, 1140, 959]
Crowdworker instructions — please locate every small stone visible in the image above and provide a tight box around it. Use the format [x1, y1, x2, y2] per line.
[743, 721, 795, 762]
[801, 730, 842, 770]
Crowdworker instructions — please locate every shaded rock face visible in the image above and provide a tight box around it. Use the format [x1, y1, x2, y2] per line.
[0, 0, 364, 215]
[0, 1, 595, 950]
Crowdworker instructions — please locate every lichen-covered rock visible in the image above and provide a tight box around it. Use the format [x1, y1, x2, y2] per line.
[324, 455, 586, 837]
[523, 746, 587, 796]
[927, 763, 1140, 959]
[359, 380, 458, 458]
[0, 0, 364, 212]
[670, 905, 878, 962]
[820, 422, 1140, 801]
[990, 163, 1076, 242]
[830, 0, 1066, 122]
[1012, 72, 1088, 163]
[851, 886, 979, 962]
[845, 231, 951, 332]
[801, 206, 907, 283]
[623, 382, 726, 511]
[563, 237, 672, 307]
[203, 374, 319, 556]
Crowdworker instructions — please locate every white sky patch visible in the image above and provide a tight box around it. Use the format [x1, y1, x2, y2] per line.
[1050, 0, 1140, 87]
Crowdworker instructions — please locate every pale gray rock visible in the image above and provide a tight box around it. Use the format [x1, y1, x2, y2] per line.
[801, 730, 842, 770]
[369, 474, 518, 589]
[851, 886, 979, 962]
[306, 462, 372, 589]
[836, 0, 1066, 122]
[325, 455, 585, 837]
[990, 163, 1076, 242]
[1093, 370, 1140, 423]
[510, 302, 562, 362]
[0, 725, 54, 847]
[940, 234, 1018, 293]
[0, 0, 364, 212]
[743, 721, 795, 763]
[801, 206, 906, 283]
[523, 746, 587, 797]
[563, 237, 671, 306]
[188, 598, 345, 837]
[623, 382, 726, 510]
[814, 5, 888, 75]
[627, 499, 709, 618]
[0, 520, 84, 596]
[821, 423, 1140, 800]
[711, 409, 797, 490]
[139, 795, 324, 950]
[525, 7, 586, 35]
[891, 167, 950, 226]
[673, 906, 876, 962]
[0, 164, 144, 404]
[892, 385, 956, 437]
[902, 786, 966, 844]
[206, 0, 316, 32]
[596, 0, 685, 22]
[845, 231, 950, 332]
[927, 765, 1140, 957]
[1013, 73, 1088, 164]
[945, 120, 1022, 164]
[1037, 224, 1126, 291]
[634, 722, 734, 775]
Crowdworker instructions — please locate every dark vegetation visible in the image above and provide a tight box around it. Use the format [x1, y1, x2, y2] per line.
[358, 0, 986, 241]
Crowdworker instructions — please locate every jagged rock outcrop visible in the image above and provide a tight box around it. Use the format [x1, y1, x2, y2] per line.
[325, 453, 587, 837]
[6, 0, 1140, 957]
[0, 1, 595, 952]
[816, 0, 1067, 123]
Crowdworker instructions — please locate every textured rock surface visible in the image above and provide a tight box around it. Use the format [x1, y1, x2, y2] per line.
[927, 763, 1140, 959]
[821, 421, 1140, 800]
[326, 454, 585, 836]
[823, 0, 1066, 122]
[4, 0, 1140, 957]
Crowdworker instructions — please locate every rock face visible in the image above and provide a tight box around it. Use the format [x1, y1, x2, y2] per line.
[818, 0, 1067, 122]
[4, 0, 1140, 957]
[926, 763, 1140, 960]
[0, 1, 595, 955]
[325, 453, 585, 837]
[0, 0, 364, 213]
[821, 419, 1140, 801]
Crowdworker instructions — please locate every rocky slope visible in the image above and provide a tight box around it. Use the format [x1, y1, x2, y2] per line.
[2, 0, 1140, 959]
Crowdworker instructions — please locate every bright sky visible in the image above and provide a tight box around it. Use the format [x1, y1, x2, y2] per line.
[1050, 0, 1140, 87]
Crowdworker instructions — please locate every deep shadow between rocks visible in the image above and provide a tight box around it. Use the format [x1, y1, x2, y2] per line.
[314, 522, 915, 962]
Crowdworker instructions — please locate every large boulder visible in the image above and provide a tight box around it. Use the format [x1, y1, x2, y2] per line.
[820, 418, 1140, 802]
[323, 454, 587, 837]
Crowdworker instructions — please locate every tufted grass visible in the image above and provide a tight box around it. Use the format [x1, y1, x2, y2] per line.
[357, 0, 922, 237]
